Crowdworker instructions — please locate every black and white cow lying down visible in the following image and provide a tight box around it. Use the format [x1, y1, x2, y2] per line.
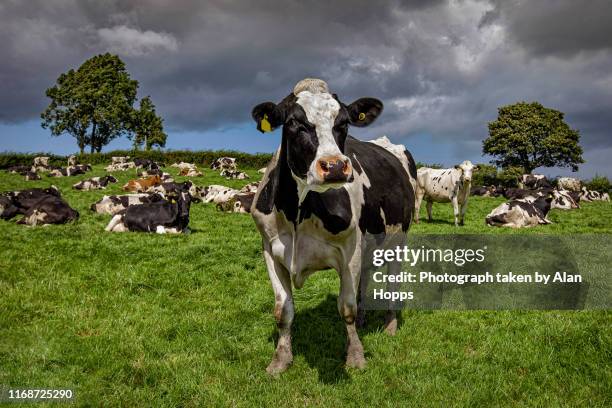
[250, 78, 416, 374]
[73, 175, 118, 191]
[580, 187, 610, 202]
[1, 187, 79, 225]
[105, 185, 192, 234]
[90, 193, 165, 215]
[486, 195, 553, 228]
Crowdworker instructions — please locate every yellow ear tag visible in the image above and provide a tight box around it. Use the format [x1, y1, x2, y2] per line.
[260, 114, 272, 132]
[358, 112, 366, 121]
[171, 199, 176, 203]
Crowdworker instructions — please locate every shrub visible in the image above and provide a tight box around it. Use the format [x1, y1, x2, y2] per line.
[472, 164, 498, 187]
[585, 175, 611, 193]
[0, 150, 273, 170]
[496, 166, 525, 188]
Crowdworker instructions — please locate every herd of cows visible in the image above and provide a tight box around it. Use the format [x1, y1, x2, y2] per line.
[416, 165, 609, 228]
[1, 155, 265, 231]
[1, 78, 611, 375]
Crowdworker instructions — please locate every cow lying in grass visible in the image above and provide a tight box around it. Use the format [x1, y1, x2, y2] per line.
[486, 195, 553, 228]
[471, 185, 500, 197]
[91, 193, 165, 215]
[25, 171, 41, 181]
[73, 175, 118, 191]
[210, 157, 236, 171]
[122, 175, 162, 192]
[215, 192, 256, 213]
[200, 185, 240, 203]
[105, 185, 192, 234]
[148, 181, 201, 202]
[504, 188, 579, 210]
[17, 195, 79, 226]
[1, 186, 79, 226]
[580, 187, 610, 202]
[48, 164, 91, 177]
[221, 169, 249, 179]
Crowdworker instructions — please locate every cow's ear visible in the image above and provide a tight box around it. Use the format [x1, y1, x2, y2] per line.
[454, 165, 461, 170]
[347, 98, 383, 127]
[252, 102, 283, 133]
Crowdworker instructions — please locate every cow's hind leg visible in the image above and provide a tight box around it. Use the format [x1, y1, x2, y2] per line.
[339, 267, 366, 369]
[384, 259, 401, 336]
[426, 201, 433, 222]
[263, 245, 294, 376]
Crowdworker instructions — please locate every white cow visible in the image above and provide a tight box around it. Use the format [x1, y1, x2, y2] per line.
[415, 161, 477, 226]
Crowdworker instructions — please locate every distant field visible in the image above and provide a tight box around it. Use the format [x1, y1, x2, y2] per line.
[1, 165, 610, 406]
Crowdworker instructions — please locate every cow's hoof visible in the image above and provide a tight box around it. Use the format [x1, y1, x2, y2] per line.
[346, 344, 366, 369]
[384, 315, 397, 336]
[266, 350, 293, 376]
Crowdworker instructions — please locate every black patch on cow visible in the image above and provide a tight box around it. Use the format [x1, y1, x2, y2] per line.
[346, 137, 415, 235]
[255, 140, 300, 223]
[299, 188, 352, 234]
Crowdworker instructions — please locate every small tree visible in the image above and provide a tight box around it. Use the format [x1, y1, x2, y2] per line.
[483, 102, 584, 173]
[130, 96, 167, 150]
[41, 53, 138, 153]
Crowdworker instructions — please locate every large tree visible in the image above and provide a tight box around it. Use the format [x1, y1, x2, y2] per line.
[483, 102, 584, 173]
[129, 96, 167, 150]
[41, 53, 138, 153]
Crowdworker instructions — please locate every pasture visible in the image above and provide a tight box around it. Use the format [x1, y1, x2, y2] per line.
[1, 165, 611, 406]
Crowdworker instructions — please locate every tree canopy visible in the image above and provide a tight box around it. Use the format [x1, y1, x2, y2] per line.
[129, 96, 167, 150]
[41, 53, 140, 153]
[483, 102, 584, 173]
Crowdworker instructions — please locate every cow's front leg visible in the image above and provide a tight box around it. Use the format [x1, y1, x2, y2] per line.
[263, 246, 294, 375]
[339, 267, 366, 369]
[451, 197, 460, 226]
[459, 200, 469, 226]
[414, 189, 424, 224]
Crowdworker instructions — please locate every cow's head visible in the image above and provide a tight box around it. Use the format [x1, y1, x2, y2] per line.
[454, 160, 478, 183]
[252, 78, 383, 193]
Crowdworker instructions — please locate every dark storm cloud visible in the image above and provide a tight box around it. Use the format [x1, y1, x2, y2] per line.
[0, 0, 611, 175]
[481, 0, 612, 57]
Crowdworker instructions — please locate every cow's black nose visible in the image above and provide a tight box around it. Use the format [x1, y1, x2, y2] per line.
[317, 156, 352, 183]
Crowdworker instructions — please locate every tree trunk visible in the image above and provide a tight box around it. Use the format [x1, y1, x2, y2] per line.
[90, 121, 97, 154]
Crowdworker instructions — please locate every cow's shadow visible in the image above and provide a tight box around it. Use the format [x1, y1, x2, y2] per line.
[268, 294, 403, 384]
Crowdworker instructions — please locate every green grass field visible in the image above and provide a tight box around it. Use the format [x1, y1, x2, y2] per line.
[1, 165, 610, 406]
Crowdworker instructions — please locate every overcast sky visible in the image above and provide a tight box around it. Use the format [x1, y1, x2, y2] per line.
[0, 0, 610, 177]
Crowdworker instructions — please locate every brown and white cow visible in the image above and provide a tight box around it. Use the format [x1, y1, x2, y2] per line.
[250, 78, 416, 374]
[122, 175, 162, 192]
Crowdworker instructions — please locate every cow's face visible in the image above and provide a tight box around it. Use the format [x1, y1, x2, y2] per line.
[455, 161, 477, 183]
[252, 80, 382, 192]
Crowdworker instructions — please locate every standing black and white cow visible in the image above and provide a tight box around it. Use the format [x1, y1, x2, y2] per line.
[250, 78, 416, 375]
[415, 161, 478, 226]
